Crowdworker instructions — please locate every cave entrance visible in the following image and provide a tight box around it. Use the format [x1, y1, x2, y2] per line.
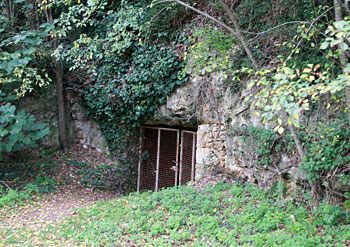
[137, 126, 197, 192]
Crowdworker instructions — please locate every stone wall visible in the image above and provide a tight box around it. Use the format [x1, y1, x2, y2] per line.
[150, 74, 232, 180]
[16, 85, 107, 158]
[66, 90, 108, 153]
[152, 72, 294, 185]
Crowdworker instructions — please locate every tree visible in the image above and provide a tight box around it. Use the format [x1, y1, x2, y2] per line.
[152, 0, 350, 204]
[38, 1, 70, 152]
[0, 0, 105, 153]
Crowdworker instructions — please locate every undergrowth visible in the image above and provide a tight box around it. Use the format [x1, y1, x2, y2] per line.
[0, 157, 58, 208]
[2, 182, 349, 246]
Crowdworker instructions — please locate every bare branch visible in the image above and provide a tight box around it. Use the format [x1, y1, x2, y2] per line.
[281, 110, 304, 159]
[285, 7, 335, 62]
[0, 180, 13, 190]
[155, 0, 237, 35]
[216, 0, 258, 70]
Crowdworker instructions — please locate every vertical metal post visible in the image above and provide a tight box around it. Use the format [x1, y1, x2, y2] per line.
[155, 128, 161, 192]
[191, 133, 196, 181]
[175, 130, 179, 186]
[137, 127, 143, 193]
[179, 131, 184, 185]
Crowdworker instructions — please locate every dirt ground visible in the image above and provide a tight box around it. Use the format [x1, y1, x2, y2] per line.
[0, 145, 120, 232]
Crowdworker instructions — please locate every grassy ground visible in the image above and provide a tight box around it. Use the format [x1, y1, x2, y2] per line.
[1, 181, 349, 246]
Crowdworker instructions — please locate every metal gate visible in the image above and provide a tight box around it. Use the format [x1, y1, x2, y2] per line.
[179, 130, 197, 185]
[137, 126, 197, 192]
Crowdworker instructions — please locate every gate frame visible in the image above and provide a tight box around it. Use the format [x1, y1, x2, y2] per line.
[137, 126, 180, 192]
[179, 130, 197, 185]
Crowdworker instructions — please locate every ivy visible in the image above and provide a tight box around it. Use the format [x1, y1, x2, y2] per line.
[231, 125, 294, 168]
[80, 44, 186, 151]
[0, 91, 50, 160]
[56, 1, 186, 150]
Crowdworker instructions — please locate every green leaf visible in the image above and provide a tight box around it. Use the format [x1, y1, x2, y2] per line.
[320, 41, 329, 50]
[340, 42, 348, 50]
[10, 121, 24, 134]
[0, 128, 8, 137]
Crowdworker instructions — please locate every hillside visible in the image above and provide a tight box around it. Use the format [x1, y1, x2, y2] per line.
[1, 2, 350, 244]
[2, 181, 350, 246]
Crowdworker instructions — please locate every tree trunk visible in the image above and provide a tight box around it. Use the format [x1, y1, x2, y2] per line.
[54, 57, 69, 152]
[282, 109, 320, 208]
[281, 110, 304, 158]
[3, 0, 12, 24]
[47, 8, 70, 152]
[334, 0, 350, 128]
[26, 0, 37, 30]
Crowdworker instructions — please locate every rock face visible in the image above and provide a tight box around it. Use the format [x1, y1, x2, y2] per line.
[150, 73, 299, 186]
[15, 86, 107, 158]
[16, 85, 63, 157]
[67, 90, 108, 153]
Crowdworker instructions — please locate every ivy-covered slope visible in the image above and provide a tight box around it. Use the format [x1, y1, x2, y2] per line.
[2, 182, 349, 246]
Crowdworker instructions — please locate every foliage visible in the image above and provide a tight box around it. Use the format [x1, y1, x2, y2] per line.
[79, 45, 184, 133]
[177, 0, 350, 203]
[0, 92, 50, 160]
[51, 0, 188, 190]
[0, 178, 54, 208]
[301, 120, 350, 183]
[246, 16, 350, 129]
[0, 159, 58, 208]
[58, 1, 187, 150]
[33, 172, 57, 194]
[184, 25, 237, 78]
[2, 182, 349, 246]
[69, 160, 130, 192]
[143, 0, 192, 44]
[243, 16, 350, 190]
[0, 177, 56, 208]
[234, 125, 294, 166]
[0, 10, 53, 97]
[0, 187, 30, 208]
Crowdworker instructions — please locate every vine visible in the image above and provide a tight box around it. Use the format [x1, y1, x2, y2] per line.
[55, 0, 188, 190]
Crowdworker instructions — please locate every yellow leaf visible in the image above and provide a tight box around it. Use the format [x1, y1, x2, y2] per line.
[278, 126, 285, 134]
[278, 118, 282, 125]
[326, 103, 331, 109]
[303, 68, 312, 73]
[254, 111, 260, 116]
[336, 32, 344, 39]
[293, 114, 299, 120]
[78, 0, 80, 3]
[288, 117, 292, 125]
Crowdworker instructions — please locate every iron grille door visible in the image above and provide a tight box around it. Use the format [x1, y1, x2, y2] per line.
[139, 127, 158, 191]
[179, 131, 197, 185]
[158, 129, 179, 190]
[138, 127, 196, 192]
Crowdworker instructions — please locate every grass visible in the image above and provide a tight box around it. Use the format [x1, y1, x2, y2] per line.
[1, 182, 350, 246]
